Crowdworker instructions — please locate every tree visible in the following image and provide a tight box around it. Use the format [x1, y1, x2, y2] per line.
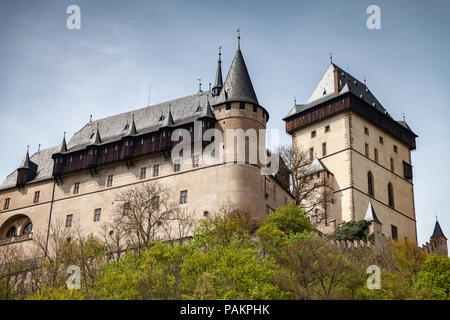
[415, 254, 450, 299]
[280, 145, 332, 216]
[333, 220, 372, 241]
[106, 181, 188, 254]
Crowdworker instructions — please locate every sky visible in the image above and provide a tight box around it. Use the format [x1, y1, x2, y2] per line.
[0, 0, 449, 245]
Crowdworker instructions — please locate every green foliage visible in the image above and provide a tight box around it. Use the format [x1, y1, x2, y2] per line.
[27, 287, 85, 300]
[4, 204, 446, 301]
[263, 204, 313, 236]
[333, 220, 371, 241]
[182, 240, 288, 300]
[415, 254, 450, 299]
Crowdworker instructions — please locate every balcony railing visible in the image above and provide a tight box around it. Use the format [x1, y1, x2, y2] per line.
[0, 232, 33, 246]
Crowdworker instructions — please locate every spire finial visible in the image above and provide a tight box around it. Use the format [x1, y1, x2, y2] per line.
[64, 131, 66, 139]
[27, 145, 29, 153]
[209, 83, 211, 92]
[90, 115, 92, 123]
[218, 46, 222, 62]
[197, 78, 202, 92]
[294, 96, 296, 105]
[329, 52, 332, 63]
[38, 144, 41, 152]
[237, 28, 240, 49]
[364, 76, 366, 86]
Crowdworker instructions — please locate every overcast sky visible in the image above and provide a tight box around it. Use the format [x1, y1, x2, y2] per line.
[0, 0, 449, 245]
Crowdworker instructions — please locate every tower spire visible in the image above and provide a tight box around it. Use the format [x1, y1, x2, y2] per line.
[59, 132, 68, 153]
[237, 28, 241, 49]
[212, 46, 223, 97]
[213, 43, 259, 106]
[93, 123, 102, 144]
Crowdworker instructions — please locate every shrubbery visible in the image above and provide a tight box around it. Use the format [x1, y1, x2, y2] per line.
[1, 204, 449, 300]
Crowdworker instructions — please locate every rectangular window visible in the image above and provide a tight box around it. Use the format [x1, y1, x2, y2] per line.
[65, 214, 73, 228]
[107, 175, 113, 187]
[379, 136, 384, 144]
[364, 127, 369, 136]
[365, 143, 369, 157]
[374, 148, 378, 163]
[33, 191, 40, 203]
[393, 145, 398, 153]
[226, 102, 231, 110]
[74, 182, 80, 194]
[94, 208, 101, 222]
[140, 167, 147, 180]
[180, 190, 188, 204]
[239, 102, 245, 110]
[193, 155, 200, 168]
[173, 162, 181, 172]
[391, 225, 398, 240]
[403, 161, 413, 179]
[324, 125, 330, 133]
[153, 196, 160, 210]
[153, 164, 160, 177]
[390, 158, 394, 172]
[123, 202, 130, 216]
[4, 198, 10, 210]
[311, 130, 316, 138]
[309, 148, 314, 161]
[322, 142, 327, 157]
[253, 104, 257, 113]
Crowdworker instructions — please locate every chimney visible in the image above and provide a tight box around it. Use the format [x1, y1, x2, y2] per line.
[333, 68, 340, 94]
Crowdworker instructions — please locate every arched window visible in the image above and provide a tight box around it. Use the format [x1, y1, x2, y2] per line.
[368, 171, 374, 196]
[6, 226, 17, 238]
[22, 222, 32, 234]
[388, 183, 395, 207]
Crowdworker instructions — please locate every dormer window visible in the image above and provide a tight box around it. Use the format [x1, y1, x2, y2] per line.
[159, 114, 165, 121]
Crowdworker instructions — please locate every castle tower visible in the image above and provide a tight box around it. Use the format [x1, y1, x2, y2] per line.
[284, 62, 418, 240]
[210, 41, 273, 215]
[428, 219, 448, 256]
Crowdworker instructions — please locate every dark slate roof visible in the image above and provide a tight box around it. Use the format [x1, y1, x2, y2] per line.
[397, 120, 415, 134]
[284, 63, 392, 120]
[364, 202, 382, 224]
[431, 220, 447, 240]
[62, 91, 218, 154]
[212, 53, 223, 92]
[1, 91, 219, 190]
[303, 157, 331, 176]
[214, 48, 258, 106]
[19, 150, 34, 170]
[58, 136, 68, 153]
[0, 146, 58, 190]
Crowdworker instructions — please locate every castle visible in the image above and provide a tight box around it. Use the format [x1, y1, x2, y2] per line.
[0, 38, 447, 256]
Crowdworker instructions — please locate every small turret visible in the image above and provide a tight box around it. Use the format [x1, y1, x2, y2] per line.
[125, 114, 137, 136]
[212, 47, 223, 97]
[93, 123, 102, 144]
[59, 132, 68, 153]
[16, 146, 38, 187]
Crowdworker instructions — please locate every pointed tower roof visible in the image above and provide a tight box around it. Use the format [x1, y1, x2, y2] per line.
[199, 95, 215, 119]
[19, 146, 32, 169]
[160, 106, 174, 127]
[93, 123, 102, 144]
[431, 220, 447, 240]
[364, 202, 382, 224]
[303, 157, 331, 176]
[125, 114, 137, 136]
[212, 47, 223, 96]
[18, 146, 37, 172]
[59, 132, 68, 153]
[214, 47, 258, 106]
